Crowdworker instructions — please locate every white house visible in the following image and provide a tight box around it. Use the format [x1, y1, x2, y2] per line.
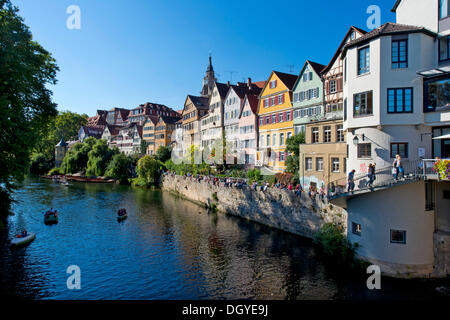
[200, 82, 229, 151]
[332, 0, 450, 278]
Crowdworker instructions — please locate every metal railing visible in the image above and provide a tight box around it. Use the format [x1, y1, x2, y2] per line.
[327, 159, 425, 199]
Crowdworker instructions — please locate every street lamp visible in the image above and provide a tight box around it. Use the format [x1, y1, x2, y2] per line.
[352, 133, 365, 145]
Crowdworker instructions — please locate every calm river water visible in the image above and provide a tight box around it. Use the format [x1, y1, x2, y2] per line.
[0, 178, 447, 300]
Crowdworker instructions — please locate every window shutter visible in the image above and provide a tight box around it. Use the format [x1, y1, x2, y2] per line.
[337, 78, 343, 91]
[325, 81, 329, 94]
[276, 113, 279, 122]
[275, 95, 278, 105]
[274, 80, 277, 88]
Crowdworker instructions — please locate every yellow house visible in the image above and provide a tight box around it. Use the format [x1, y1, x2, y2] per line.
[257, 71, 298, 172]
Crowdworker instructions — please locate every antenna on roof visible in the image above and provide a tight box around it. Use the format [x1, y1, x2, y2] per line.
[286, 64, 295, 73]
[224, 71, 238, 83]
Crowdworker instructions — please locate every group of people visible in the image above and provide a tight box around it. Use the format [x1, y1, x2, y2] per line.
[392, 154, 404, 181]
[43, 208, 58, 217]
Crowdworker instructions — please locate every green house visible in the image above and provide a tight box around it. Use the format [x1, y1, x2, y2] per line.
[292, 60, 326, 135]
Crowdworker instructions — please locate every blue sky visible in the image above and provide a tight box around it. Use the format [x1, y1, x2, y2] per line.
[13, 0, 396, 115]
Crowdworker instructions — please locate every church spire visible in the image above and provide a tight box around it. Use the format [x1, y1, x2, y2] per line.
[201, 54, 217, 97]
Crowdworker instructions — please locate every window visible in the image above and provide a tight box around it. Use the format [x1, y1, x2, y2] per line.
[344, 58, 347, 83]
[344, 98, 347, 121]
[272, 134, 276, 146]
[337, 125, 344, 142]
[390, 143, 408, 158]
[306, 157, 313, 171]
[293, 92, 299, 102]
[332, 158, 340, 172]
[390, 230, 406, 244]
[388, 88, 413, 113]
[259, 117, 263, 126]
[280, 152, 285, 161]
[439, 36, 450, 62]
[357, 143, 371, 158]
[330, 80, 337, 93]
[278, 94, 284, 104]
[424, 77, 450, 111]
[279, 113, 284, 122]
[312, 127, 319, 143]
[287, 132, 292, 140]
[353, 91, 373, 116]
[352, 222, 361, 236]
[269, 80, 277, 88]
[324, 126, 331, 143]
[264, 99, 269, 108]
[266, 135, 270, 146]
[272, 114, 276, 123]
[316, 157, 324, 171]
[280, 133, 284, 145]
[271, 97, 275, 106]
[358, 46, 370, 75]
[392, 39, 408, 69]
[286, 112, 291, 121]
[440, 0, 450, 19]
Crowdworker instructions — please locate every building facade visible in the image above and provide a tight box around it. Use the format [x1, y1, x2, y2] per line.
[292, 60, 326, 135]
[257, 71, 298, 172]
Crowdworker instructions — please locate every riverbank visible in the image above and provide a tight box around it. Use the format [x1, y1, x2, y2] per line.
[161, 173, 347, 239]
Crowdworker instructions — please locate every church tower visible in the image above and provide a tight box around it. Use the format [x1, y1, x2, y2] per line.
[201, 54, 217, 97]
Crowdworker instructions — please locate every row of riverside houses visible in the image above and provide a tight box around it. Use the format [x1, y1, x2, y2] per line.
[170, 0, 450, 277]
[72, 103, 182, 159]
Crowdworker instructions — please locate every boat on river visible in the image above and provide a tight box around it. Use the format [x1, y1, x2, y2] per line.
[44, 211, 58, 224]
[117, 208, 127, 221]
[11, 232, 36, 248]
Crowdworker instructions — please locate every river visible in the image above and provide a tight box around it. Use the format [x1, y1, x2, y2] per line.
[0, 178, 447, 300]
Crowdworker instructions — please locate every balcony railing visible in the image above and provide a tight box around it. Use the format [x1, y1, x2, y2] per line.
[326, 159, 447, 200]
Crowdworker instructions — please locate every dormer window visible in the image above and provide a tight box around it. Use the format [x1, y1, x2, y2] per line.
[351, 31, 356, 40]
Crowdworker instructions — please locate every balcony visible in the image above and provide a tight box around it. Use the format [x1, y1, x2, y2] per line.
[328, 159, 449, 202]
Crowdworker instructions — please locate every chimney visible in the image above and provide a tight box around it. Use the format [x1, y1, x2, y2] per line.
[227, 81, 230, 86]
[247, 77, 252, 89]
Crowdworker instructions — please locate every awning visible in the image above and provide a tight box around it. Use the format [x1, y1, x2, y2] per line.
[417, 66, 450, 78]
[432, 134, 450, 140]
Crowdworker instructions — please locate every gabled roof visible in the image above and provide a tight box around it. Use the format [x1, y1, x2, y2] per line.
[159, 116, 181, 125]
[228, 83, 262, 100]
[105, 124, 122, 136]
[80, 125, 105, 139]
[391, 0, 402, 12]
[253, 81, 266, 89]
[321, 26, 367, 75]
[293, 60, 326, 90]
[185, 95, 210, 110]
[342, 23, 436, 56]
[273, 71, 298, 90]
[215, 82, 230, 99]
[240, 93, 259, 117]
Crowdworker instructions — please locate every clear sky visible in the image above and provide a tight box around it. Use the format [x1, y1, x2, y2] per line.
[13, 0, 396, 115]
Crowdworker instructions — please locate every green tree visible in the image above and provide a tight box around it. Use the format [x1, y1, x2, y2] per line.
[86, 139, 118, 177]
[105, 153, 133, 184]
[136, 155, 164, 186]
[140, 139, 147, 156]
[29, 152, 53, 175]
[0, 0, 59, 212]
[155, 145, 172, 163]
[61, 137, 97, 174]
[35, 111, 88, 160]
[285, 132, 305, 176]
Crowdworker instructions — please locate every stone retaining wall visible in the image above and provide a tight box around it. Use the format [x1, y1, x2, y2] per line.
[162, 174, 347, 239]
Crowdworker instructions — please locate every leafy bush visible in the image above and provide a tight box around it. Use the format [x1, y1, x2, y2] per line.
[247, 168, 262, 183]
[155, 146, 172, 163]
[30, 153, 53, 175]
[136, 155, 164, 187]
[86, 139, 118, 177]
[105, 153, 133, 184]
[313, 223, 358, 270]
